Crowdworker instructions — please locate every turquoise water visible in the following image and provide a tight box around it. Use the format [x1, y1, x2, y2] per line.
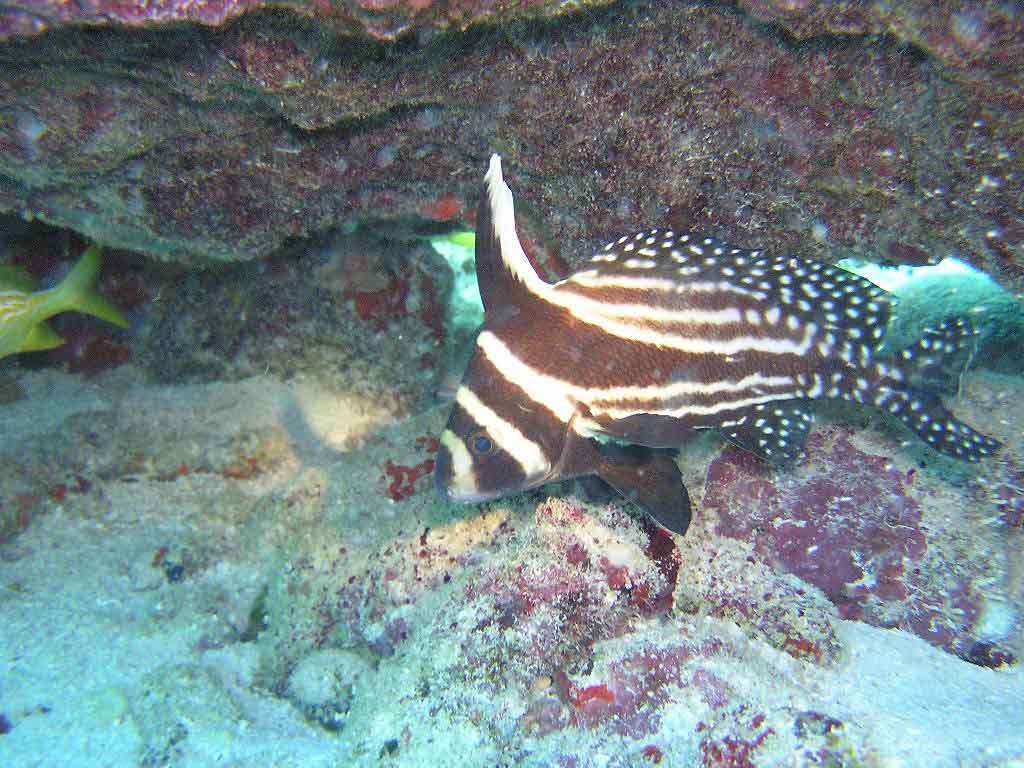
[1, 1, 1022, 766]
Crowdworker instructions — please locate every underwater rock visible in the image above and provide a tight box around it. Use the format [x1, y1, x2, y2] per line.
[736, 0, 1024, 72]
[286, 648, 375, 731]
[1, 352, 1020, 765]
[704, 413, 1017, 659]
[0, 0, 596, 42]
[2, 0, 1017, 73]
[0, 1, 1019, 285]
[674, 532, 841, 664]
[130, 663, 246, 765]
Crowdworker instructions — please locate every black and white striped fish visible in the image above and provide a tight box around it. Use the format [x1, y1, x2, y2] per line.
[433, 155, 1000, 535]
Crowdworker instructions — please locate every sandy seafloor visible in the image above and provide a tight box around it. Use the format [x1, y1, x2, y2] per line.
[1, 366, 1022, 768]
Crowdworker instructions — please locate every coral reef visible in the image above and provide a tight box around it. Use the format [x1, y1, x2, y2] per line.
[0, 1, 1021, 765]
[0, 2, 1019, 289]
[0, 0, 588, 42]
[0, 357, 1021, 765]
[704, 397, 1018, 662]
[255, 486, 851, 764]
[736, 0, 1024, 71]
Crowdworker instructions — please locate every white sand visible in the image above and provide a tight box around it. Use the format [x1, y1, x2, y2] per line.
[1, 370, 1022, 767]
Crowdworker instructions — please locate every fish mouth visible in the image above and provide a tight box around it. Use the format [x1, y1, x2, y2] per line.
[433, 448, 517, 504]
[435, 482, 504, 504]
[432, 444, 498, 504]
[441, 488, 505, 504]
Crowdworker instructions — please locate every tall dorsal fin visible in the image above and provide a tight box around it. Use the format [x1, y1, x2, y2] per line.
[474, 155, 549, 319]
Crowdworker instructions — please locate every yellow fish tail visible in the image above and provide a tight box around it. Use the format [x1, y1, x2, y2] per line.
[52, 245, 130, 329]
[19, 323, 64, 352]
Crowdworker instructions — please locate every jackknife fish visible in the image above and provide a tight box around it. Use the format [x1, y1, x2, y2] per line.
[0, 245, 128, 361]
[433, 155, 1000, 535]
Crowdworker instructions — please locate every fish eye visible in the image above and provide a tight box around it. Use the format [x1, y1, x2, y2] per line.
[470, 431, 494, 456]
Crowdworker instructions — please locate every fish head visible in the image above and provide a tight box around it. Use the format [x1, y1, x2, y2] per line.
[434, 348, 561, 504]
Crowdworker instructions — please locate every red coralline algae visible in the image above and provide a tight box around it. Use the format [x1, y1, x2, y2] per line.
[565, 681, 616, 725]
[414, 435, 440, 453]
[696, 709, 781, 768]
[555, 640, 728, 736]
[705, 425, 987, 655]
[419, 194, 463, 222]
[641, 745, 664, 763]
[599, 557, 630, 591]
[382, 458, 434, 501]
[564, 542, 590, 567]
[701, 729, 773, 768]
[643, 525, 681, 614]
[541, 500, 681, 617]
[344, 257, 445, 349]
[573, 682, 615, 706]
[552, 514, 679, 618]
[4, 470, 96, 541]
[348, 273, 410, 331]
[46, 474, 91, 503]
[382, 437, 438, 501]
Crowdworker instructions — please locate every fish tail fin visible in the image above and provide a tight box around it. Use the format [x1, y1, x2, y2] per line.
[53, 245, 129, 329]
[875, 317, 999, 461]
[20, 322, 64, 352]
[893, 316, 979, 383]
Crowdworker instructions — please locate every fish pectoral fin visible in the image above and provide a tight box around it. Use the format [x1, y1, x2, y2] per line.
[595, 445, 691, 536]
[19, 322, 64, 353]
[720, 401, 813, 464]
[893, 316, 981, 388]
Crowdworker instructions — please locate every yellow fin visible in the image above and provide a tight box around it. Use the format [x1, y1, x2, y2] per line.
[53, 245, 129, 329]
[19, 322, 64, 352]
[447, 231, 475, 249]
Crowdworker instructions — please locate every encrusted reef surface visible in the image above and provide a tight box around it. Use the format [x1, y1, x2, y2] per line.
[0, 0, 1021, 286]
[1, 357, 1022, 765]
